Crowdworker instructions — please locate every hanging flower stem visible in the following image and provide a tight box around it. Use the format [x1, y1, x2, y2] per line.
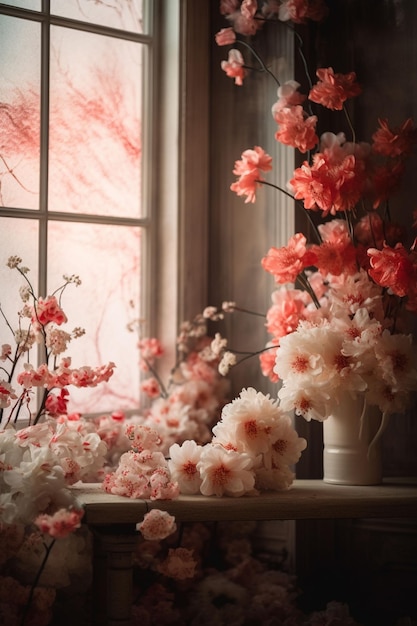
[20, 538, 56, 626]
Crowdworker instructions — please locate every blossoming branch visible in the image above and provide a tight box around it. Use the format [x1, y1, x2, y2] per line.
[0, 256, 115, 427]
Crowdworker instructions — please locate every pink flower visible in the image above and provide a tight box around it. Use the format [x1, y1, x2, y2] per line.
[230, 146, 273, 203]
[271, 80, 306, 114]
[32, 295, 67, 327]
[309, 67, 361, 110]
[197, 444, 255, 497]
[45, 388, 69, 416]
[274, 105, 318, 153]
[140, 377, 161, 398]
[17, 363, 55, 389]
[0, 380, 17, 408]
[157, 547, 197, 580]
[138, 337, 164, 369]
[279, 0, 328, 23]
[215, 27, 236, 46]
[35, 508, 84, 539]
[368, 242, 416, 297]
[221, 48, 246, 86]
[259, 343, 280, 383]
[372, 117, 417, 158]
[261, 233, 307, 284]
[289, 152, 364, 215]
[136, 509, 177, 541]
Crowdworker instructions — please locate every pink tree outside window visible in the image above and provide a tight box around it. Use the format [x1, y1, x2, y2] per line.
[0, 0, 146, 417]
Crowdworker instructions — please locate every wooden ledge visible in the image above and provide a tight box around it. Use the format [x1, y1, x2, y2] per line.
[72, 479, 417, 525]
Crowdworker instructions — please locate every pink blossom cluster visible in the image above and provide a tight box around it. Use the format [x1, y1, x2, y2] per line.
[134, 313, 231, 456]
[168, 387, 306, 496]
[0, 415, 107, 525]
[102, 424, 180, 500]
[0, 257, 116, 426]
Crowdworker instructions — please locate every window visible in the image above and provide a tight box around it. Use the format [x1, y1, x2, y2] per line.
[0, 0, 156, 417]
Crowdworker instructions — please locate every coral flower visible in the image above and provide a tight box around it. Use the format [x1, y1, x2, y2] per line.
[309, 67, 361, 110]
[372, 117, 417, 158]
[368, 242, 416, 297]
[261, 233, 307, 283]
[230, 146, 273, 203]
[274, 105, 318, 153]
[221, 48, 246, 85]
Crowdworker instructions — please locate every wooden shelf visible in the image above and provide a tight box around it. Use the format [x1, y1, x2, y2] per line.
[73, 478, 417, 526]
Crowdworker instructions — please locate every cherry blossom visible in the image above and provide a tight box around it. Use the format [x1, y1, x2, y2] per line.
[168, 440, 203, 494]
[35, 508, 84, 539]
[136, 509, 177, 541]
[197, 444, 255, 497]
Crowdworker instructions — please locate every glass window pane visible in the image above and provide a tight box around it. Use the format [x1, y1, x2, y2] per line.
[49, 27, 143, 218]
[47, 221, 141, 415]
[51, 0, 144, 34]
[0, 1, 41, 9]
[0, 16, 40, 209]
[0, 217, 39, 327]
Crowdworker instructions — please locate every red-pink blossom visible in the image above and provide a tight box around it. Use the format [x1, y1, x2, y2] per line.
[368, 242, 416, 297]
[309, 67, 361, 110]
[215, 27, 236, 46]
[32, 295, 68, 327]
[279, 0, 328, 23]
[221, 48, 246, 86]
[372, 117, 417, 158]
[45, 388, 70, 416]
[261, 233, 308, 283]
[274, 105, 318, 153]
[230, 146, 273, 203]
[259, 344, 280, 383]
[289, 152, 365, 216]
[35, 508, 84, 539]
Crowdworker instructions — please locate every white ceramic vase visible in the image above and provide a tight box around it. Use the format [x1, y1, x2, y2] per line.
[322, 393, 388, 485]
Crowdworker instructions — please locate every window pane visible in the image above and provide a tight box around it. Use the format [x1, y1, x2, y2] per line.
[51, 0, 144, 33]
[49, 27, 143, 218]
[0, 217, 39, 326]
[0, 16, 40, 209]
[0, 1, 41, 9]
[47, 221, 142, 414]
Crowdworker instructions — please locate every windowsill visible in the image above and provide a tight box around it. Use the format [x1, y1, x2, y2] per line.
[73, 478, 417, 525]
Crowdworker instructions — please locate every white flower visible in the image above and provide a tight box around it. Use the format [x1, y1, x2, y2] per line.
[197, 444, 255, 497]
[218, 350, 237, 375]
[168, 440, 203, 495]
[213, 387, 285, 457]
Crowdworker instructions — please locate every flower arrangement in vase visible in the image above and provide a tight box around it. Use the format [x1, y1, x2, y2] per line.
[211, 0, 417, 484]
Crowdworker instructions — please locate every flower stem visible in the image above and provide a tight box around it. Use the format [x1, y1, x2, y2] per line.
[237, 39, 281, 88]
[20, 538, 56, 626]
[256, 179, 322, 244]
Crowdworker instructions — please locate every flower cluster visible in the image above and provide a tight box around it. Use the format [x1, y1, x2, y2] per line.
[102, 423, 180, 500]
[0, 415, 107, 525]
[128, 310, 231, 456]
[214, 0, 417, 433]
[168, 387, 306, 496]
[0, 256, 115, 427]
